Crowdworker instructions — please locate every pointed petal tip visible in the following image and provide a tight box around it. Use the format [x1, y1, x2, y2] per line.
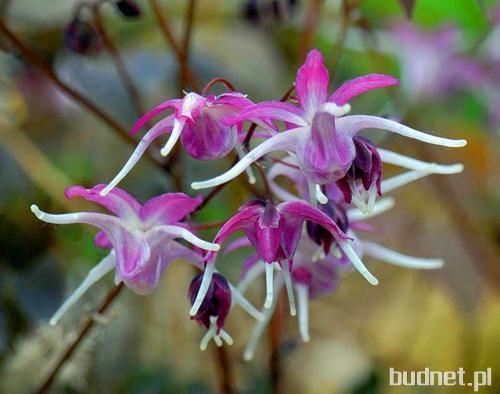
[263, 299, 273, 309]
[31, 204, 43, 219]
[49, 318, 58, 326]
[302, 334, 310, 343]
[243, 351, 253, 361]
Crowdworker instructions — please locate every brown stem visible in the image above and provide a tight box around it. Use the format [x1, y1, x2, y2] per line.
[202, 77, 238, 96]
[37, 283, 125, 393]
[299, 0, 323, 61]
[148, 0, 199, 90]
[214, 346, 235, 394]
[92, 3, 147, 122]
[269, 293, 284, 394]
[180, 0, 197, 91]
[0, 18, 136, 147]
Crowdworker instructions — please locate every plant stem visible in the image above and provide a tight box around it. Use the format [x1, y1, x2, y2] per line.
[92, 3, 147, 122]
[269, 293, 284, 394]
[148, 0, 199, 90]
[214, 346, 235, 394]
[180, 0, 197, 92]
[0, 18, 135, 147]
[36, 283, 125, 394]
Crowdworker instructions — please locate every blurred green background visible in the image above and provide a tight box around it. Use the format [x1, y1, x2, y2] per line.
[0, 0, 499, 393]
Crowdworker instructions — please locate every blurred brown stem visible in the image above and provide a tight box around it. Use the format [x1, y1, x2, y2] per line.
[0, 18, 136, 147]
[269, 294, 284, 394]
[180, 0, 197, 92]
[299, 0, 323, 61]
[37, 283, 125, 394]
[148, 0, 199, 90]
[214, 346, 235, 394]
[92, 3, 147, 122]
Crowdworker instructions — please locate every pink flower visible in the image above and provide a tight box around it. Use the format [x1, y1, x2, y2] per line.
[30, 185, 220, 325]
[188, 198, 377, 320]
[100, 92, 253, 196]
[191, 49, 467, 210]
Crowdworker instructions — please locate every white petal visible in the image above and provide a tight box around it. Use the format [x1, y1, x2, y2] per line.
[160, 118, 185, 156]
[347, 197, 395, 221]
[190, 263, 215, 316]
[337, 239, 379, 285]
[379, 148, 465, 173]
[296, 284, 310, 342]
[191, 128, 302, 190]
[50, 252, 115, 326]
[338, 115, 467, 147]
[362, 241, 444, 269]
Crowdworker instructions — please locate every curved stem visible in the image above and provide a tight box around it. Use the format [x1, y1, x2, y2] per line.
[36, 283, 125, 394]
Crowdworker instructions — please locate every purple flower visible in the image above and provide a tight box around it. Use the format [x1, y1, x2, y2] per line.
[191, 49, 466, 209]
[100, 92, 254, 196]
[189, 198, 378, 320]
[30, 185, 220, 325]
[390, 22, 486, 100]
[189, 272, 234, 350]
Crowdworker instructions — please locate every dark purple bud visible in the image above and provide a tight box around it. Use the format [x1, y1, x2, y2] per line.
[189, 272, 231, 331]
[335, 137, 382, 203]
[116, 0, 141, 18]
[306, 200, 349, 254]
[243, 0, 260, 23]
[64, 19, 100, 55]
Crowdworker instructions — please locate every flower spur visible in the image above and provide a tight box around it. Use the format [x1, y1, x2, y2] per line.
[191, 49, 467, 211]
[30, 185, 221, 325]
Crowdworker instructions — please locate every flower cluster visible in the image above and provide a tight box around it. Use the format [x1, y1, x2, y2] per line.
[32, 49, 466, 355]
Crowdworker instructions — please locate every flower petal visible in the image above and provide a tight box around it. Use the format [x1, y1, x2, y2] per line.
[30, 205, 151, 282]
[140, 193, 202, 226]
[296, 49, 329, 116]
[131, 100, 180, 136]
[225, 101, 307, 129]
[337, 115, 467, 147]
[296, 110, 356, 184]
[100, 116, 174, 196]
[204, 204, 263, 263]
[65, 184, 141, 220]
[191, 127, 303, 190]
[329, 74, 399, 105]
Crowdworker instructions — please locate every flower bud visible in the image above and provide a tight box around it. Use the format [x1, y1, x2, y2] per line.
[116, 0, 141, 18]
[189, 272, 231, 331]
[64, 19, 100, 55]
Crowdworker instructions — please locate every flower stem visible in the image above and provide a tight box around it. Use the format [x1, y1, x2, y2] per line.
[214, 346, 235, 394]
[36, 283, 125, 394]
[179, 0, 198, 92]
[0, 18, 135, 147]
[92, 3, 147, 122]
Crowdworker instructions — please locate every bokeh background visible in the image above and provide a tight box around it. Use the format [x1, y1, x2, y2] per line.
[0, 0, 499, 393]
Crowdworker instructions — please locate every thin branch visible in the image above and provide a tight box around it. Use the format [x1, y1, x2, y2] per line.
[269, 293, 284, 394]
[37, 283, 125, 394]
[214, 346, 235, 394]
[0, 18, 135, 146]
[202, 77, 238, 96]
[92, 3, 147, 122]
[180, 0, 197, 91]
[299, 0, 323, 61]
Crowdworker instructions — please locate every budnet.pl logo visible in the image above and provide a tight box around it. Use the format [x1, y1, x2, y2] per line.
[389, 367, 492, 392]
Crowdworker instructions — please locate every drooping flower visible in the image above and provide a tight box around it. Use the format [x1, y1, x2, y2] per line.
[189, 272, 234, 350]
[30, 185, 220, 325]
[237, 194, 446, 359]
[189, 198, 378, 320]
[100, 92, 254, 196]
[191, 49, 467, 209]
